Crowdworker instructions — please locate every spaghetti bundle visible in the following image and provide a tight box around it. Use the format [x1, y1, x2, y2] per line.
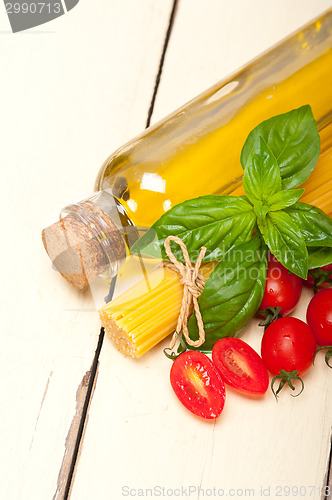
[99, 266, 183, 358]
[99, 263, 214, 358]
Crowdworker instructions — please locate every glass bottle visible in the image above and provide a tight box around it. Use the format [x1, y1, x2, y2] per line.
[43, 8, 332, 291]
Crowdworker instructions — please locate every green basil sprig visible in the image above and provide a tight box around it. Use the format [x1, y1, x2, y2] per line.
[186, 236, 267, 351]
[240, 105, 326, 279]
[131, 105, 332, 349]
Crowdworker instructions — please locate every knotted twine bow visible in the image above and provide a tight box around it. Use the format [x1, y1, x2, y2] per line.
[163, 235, 207, 350]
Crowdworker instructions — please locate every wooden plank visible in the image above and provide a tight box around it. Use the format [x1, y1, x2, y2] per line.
[0, 1, 173, 498]
[69, 1, 332, 500]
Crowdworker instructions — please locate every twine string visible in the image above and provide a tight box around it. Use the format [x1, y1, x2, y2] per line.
[163, 236, 207, 349]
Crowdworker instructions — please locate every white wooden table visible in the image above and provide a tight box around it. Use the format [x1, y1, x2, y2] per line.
[1, 1, 332, 499]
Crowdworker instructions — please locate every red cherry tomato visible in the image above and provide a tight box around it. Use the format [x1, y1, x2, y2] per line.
[306, 288, 332, 346]
[170, 351, 226, 419]
[259, 254, 302, 315]
[261, 317, 316, 376]
[212, 338, 269, 395]
[305, 263, 332, 291]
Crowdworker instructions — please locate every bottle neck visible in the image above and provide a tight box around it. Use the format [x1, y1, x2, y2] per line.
[87, 190, 140, 249]
[42, 190, 135, 289]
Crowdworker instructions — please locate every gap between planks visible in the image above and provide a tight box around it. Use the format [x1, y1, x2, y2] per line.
[146, 0, 178, 128]
[53, 1, 179, 498]
[53, 328, 104, 500]
[323, 429, 332, 500]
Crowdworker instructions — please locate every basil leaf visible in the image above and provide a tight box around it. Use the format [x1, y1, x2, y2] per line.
[258, 210, 308, 279]
[130, 195, 256, 262]
[186, 236, 267, 352]
[268, 189, 304, 211]
[285, 202, 332, 247]
[243, 137, 281, 205]
[253, 201, 270, 221]
[308, 247, 332, 269]
[240, 105, 320, 189]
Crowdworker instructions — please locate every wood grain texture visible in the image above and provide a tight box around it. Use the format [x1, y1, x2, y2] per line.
[69, 1, 332, 500]
[0, 1, 173, 498]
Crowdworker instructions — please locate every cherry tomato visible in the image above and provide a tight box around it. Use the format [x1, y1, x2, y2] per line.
[261, 317, 316, 375]
[170, 351, 226, 419]
[305, 263, 332, 292]
[259, 253, 302, 315]
[306, 288, 332, 346]
[212, 338, 269, 395]
[261, 317, 316, 397]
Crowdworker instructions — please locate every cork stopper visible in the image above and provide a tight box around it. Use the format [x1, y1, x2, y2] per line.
[42, 200, 127, 289]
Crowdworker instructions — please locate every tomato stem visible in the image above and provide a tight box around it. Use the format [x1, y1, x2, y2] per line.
[314, 345, 332, 368]
[271, 369, 304, 400]
[308, 269, 332, 294]
[163, 348, 179, 360]
[258, 306, 282, 330]
[163, 330, 187, 360]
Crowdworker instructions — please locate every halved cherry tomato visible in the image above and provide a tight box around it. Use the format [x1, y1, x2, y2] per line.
[306, 288, 332, 346]
[259, 253, 302, 316]
[170, 351, 226, 419]
[212, 338, 269, 395]
[305, 263, 332, 292]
